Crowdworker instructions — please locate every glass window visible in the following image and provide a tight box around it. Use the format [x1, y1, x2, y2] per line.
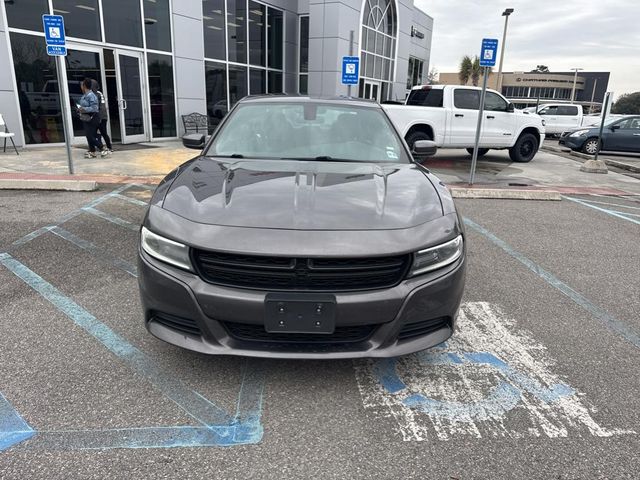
[360, 0, 396, 102]
[406, 88, 444, 107]
[249, 1, 266, 66]
[268, 71, 283, 93]
[299, 16, 309, 73]
[299, 75, 308, 95]
[148, 53, 176, 138]
[64, 49, 102, 136]
[538, 106, 558, 116]
[5, 0, 49, 31]
[208, 103, 410, 164]
[205, 61, 228, 131]
[227, 0, 247, 64]
[557, 106, 579, 116]
[454, 89, 480, 110]
[103, 0, 143, 47]
[267, 8, 283, 70]
[228, 65, 248, 106]
[144, 0, 171, 52]
[203, 0, 226, 60]
[250, 68, 266, 94]
[11, 33, 64, 145]
[51, 0, 101, 41]
[484, 92, 508, 112]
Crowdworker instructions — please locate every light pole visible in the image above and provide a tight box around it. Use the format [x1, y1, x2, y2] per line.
[570, 67, 583, 104]
[496, 8, 514, 93]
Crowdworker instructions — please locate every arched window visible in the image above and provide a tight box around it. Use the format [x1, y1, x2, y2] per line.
[360, 0, 397, 102]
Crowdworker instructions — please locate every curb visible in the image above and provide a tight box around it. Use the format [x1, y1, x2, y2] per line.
[450, 188, 561, 201]
[605, 159, 640, 174]
[0, 178, 98, 191]
[541, 145, 571, 154]
[570, 151, 593, 161]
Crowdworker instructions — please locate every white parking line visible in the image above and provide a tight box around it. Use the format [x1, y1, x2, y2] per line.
[354, 302, 634, 441]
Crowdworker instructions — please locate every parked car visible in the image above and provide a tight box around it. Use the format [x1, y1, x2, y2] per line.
[138, 96, 466, 359]
[383, 85, 545, 163]
[559, 115, 640, 154]
[535, 104, 583, 136]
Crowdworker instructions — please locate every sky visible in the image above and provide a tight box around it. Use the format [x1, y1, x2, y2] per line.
[416, 0, 640, 96]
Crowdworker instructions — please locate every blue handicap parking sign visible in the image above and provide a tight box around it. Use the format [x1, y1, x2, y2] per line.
[342, 56, 360, 85]
[480, 38, 498, 68]
[42, 15, 66, 46]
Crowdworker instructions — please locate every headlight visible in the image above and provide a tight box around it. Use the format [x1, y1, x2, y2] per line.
[569, 129, 590, 138]
[409, 235, 463, 277]
[141, 226, 193, 271]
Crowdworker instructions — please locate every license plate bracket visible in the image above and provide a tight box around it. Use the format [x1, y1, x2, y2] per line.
[264, 293, 336, 334]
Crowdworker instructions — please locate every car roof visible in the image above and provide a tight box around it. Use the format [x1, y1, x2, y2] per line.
[238, 94, 380, 108]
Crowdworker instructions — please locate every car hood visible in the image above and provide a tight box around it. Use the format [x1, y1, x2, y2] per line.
[161, 157, 443, 230]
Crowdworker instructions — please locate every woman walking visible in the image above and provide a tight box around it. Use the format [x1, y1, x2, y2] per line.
[91, 79, 113, 156]
[77, 78, 101, 158]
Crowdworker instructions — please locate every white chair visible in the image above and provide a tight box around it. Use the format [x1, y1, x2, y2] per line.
[0, 114, 19, 155]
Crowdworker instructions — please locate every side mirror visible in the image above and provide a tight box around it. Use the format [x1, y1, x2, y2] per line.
[182, 133, 206, 150]
[611, 125, 620, 131]
[507, 103, 515, 113]
[412, 140, 438, 160]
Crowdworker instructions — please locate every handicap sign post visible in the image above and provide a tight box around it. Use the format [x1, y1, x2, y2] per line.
[469, 38, 499, 185]
[42, 15, 74, 174]
[341, 56, 359, 96]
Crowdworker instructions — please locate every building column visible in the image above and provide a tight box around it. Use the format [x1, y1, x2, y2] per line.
[171, 0, 206, 136]
[0, 3, 24, 147]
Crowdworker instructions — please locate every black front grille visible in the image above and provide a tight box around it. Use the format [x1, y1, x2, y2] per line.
[397, 317, 450, 341]
[151, 312, 202, 336]
[192, 250, 411, 291]
[224, 321, 376, 344]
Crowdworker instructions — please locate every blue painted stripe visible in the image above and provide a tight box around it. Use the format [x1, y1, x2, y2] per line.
[29, 425, 259, 450]
[373, 358, 406, 394]
[231, 360, 266, 444]
[49, 226, 137, 277]
[112, 193, 149, 207]
[0, 253, 230, 427]
[81, 207, 140, 231]
[464, 217, 640, 349]
[564, 196, 640, 226]
[0, 392, 35, 451]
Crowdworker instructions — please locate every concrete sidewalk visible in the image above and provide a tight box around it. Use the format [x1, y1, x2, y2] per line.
[542, 140, 640, 175]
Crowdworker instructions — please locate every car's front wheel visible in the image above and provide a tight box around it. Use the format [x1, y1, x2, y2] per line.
[581, 137, 600, 155]
[466, 148, 490, 157]
[509, 133, 538, 163]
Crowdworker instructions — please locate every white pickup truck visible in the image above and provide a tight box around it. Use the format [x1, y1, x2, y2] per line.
[383, 85, 545, 162]
[524, 104, 584, 136]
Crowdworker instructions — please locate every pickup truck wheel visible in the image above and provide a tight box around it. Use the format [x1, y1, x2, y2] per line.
[405, 131, 432, 150]
[509, 133, 538, 163]
[466, 148, 490, 157]
[581, 138, 600, 155]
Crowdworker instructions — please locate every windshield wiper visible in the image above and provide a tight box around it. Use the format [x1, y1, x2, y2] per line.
[281, 156, 355, 162]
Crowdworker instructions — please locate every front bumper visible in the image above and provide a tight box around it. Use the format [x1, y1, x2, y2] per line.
[558, 134, 585, 150]
[138, 249, 466, 359]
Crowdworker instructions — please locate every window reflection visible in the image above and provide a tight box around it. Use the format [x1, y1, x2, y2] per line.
[11, 33, 64, 145]
[249, 1, 266, 66]
[103, 0, 143, 47]
[250, 68, 266, 94]
[51, 0, 101, 41]
[267, 7, 283, 70]
[203, 0, 226, 60]
[229, 65, 248, 106]
[227, 0, 247, 64]
[148, 53, 177, 138]
[5, 0, 49, 31]
[206, 61, 228, 132]
[144, 0, 172, 52]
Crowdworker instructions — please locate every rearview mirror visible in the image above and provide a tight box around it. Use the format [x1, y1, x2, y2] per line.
[412, 140, 438, 160]
[182, 133, 206, 150]
[507, 103, 515, 113]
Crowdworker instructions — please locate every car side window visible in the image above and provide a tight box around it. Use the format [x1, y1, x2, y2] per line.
[454, 89, 480, 110]
[557, 106, 579, 116]
[615, 119, 631, 129]
[538, 106, 558, 116]
[631, 118, 640, 129]
[484, 92, 508, 112]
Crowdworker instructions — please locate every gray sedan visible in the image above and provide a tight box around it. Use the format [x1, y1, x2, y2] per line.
[138, 96, 466, 359]
[559, 115, 640, 154]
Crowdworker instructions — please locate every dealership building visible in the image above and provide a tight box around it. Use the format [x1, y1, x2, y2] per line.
[0, 0, 432, 148]
[438, 70, 610, 112]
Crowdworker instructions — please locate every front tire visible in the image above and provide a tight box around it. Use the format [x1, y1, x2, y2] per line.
[405, 131, 432, 151]
[581, 137, 600, 155]
[509, 133, 538, 163]
[466, 148, 490, 157]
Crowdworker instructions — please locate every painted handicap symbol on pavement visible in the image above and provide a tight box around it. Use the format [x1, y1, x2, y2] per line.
[354, 302, 634, 441]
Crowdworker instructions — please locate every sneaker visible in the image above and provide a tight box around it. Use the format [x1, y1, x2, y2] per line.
[84, 151, 97, 159]
[100, 148, 109, 157]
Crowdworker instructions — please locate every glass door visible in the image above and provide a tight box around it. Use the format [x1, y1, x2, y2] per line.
[363, 80, 381, 102]
[115, 50, 148, 143]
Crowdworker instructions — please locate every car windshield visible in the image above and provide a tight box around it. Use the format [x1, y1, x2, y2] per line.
[206, 102, 410, 163]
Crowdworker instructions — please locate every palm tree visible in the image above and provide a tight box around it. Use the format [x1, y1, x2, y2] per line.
[458, 56, 473, 85]
[471, 56, 482, 86]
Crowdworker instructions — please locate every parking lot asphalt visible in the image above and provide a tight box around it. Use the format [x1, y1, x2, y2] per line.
[1, 186, 639, 479]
